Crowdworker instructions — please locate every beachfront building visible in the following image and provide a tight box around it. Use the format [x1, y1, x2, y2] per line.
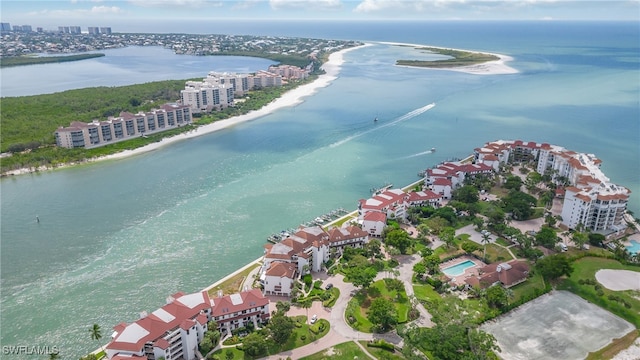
[180, 81, 235, 114]
[465, 260, 530, 289]
[55, 103, 192, 149]
[262, 262, 297, 296]
[210, 289, 270, 337]
[267, 64, 310, 80]
[205, 72, 251, 96]
[106, 291, 213, 360]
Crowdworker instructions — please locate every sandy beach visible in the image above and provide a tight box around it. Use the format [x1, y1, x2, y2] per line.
[380, 41, 518, 75]
[2, 44, 369, 177]
[93, 44, 371, 162]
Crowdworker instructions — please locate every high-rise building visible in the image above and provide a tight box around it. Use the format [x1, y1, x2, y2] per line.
[70, 26, 81, 34]
[100, 27, 112, 34]
[87, 27, 100, 35]
[0, 23, 11, 32]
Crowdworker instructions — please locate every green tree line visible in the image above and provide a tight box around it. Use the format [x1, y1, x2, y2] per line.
[0, 53, 105, 68]
[0, 75, 317, 174]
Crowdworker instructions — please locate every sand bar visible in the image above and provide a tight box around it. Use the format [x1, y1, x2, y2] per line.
[381, 41, 518, 75]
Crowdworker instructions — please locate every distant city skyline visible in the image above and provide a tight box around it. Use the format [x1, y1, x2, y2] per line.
[1, 0, 639, 34]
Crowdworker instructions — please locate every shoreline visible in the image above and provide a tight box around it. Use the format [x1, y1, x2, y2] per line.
[1, 44, 370, 177]
[380, 41, 518, 75]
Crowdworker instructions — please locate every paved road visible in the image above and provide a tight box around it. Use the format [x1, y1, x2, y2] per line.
[260, 252, 436, 359]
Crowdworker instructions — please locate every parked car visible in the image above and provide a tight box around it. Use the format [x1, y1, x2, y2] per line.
[325, 283, 333, 290]
[310, 314, 317, 324]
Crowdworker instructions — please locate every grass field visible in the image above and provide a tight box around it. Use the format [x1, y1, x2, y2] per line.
[300, 341, 368, 360]
[346, 279, 410, 333]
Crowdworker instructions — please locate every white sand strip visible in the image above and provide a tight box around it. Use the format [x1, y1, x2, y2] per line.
[380, 41, 518, 75]
[98, 44, 370, 162]
[595, 269, 640, 291]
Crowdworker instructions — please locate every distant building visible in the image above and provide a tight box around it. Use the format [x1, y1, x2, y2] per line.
[88, 27, 100, 35]
[55, 103, 191, 149]
[70, 26, 82, 34]
[1, 23, 12, 32]
[267, 64, 310, 80]
[58, 26, 70, 34]
[100, 27, 112, 34]
[12, 25, 32, 32]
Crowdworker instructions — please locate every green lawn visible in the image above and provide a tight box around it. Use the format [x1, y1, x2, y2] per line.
[359, 340, 404, 360]
[300, 341, 369, 360]
[558, 257, 640, 327]
[211, 316, 330, 359]
[510, 270, 547, 303]
[346, 279, 410, 333]
[412, 283, 442, 304]
[473, 243, 513, 263]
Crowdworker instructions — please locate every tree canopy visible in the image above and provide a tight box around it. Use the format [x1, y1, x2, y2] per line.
[453, 185, 480, 204]
[367, 297, 398, 332]
[384, 229, 412, 254]
[502, 190, 536, 220]
[536, 254, 573, 281]
[535, 226, 558, 249]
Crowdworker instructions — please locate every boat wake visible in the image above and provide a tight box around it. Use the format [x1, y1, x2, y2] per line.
[329, 103, 435, 148]
[402, 148, 436, 159]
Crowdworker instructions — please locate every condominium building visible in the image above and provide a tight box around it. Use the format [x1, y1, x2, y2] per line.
[358, 188, 443, 220]
[210, 289, 270, 337]
[475, 140, 630, 236]
[55, 103, 191, 149]
[267, 64, 310, 80]
[180, 81, 235, 114]
[106, 291, 213, 360]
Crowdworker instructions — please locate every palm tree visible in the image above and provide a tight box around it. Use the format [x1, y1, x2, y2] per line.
[481, 233, 491, 262]
[300, 300, 312, 324]
[90, 323, 103, 352]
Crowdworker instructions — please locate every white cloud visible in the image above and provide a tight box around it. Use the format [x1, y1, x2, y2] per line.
[232, 0, 261, 10]
[128, 0, 222, 8]
[354, 0, 467, 13]
[269, 0, 343, 10]
[28, 6, 124, 18]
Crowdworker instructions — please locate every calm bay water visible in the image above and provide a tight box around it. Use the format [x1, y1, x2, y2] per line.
[1, 21, 638, 358]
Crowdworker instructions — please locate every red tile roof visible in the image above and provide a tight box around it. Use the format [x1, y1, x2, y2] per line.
[210, 289, 268, 318]
[363, 211, 386, 222]
[265, 262, 297, 279]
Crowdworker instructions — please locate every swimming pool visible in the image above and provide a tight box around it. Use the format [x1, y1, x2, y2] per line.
[442, 260, 476, 277]
[626, 240, 640, 254]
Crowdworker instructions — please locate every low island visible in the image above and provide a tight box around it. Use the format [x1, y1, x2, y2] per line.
[0, 53, 105, 67]
[396, 46, 499, 68]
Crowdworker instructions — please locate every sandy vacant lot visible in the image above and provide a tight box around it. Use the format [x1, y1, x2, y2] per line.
[596, 269, 640, 291]
[482, 291, 635, 360]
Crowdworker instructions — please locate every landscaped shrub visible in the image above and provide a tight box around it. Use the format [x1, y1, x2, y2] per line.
[367, 339, 395, 352]
[313, 280, 322, 289]
[303, 274, 312, 287]
[387, 259, 399, 268]
[300, 335, 306, 341]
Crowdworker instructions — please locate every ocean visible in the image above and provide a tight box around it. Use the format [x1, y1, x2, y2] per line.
[1, 21, 638, 358]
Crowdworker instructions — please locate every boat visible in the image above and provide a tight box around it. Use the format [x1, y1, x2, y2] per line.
[431, 147, 436, 152]
[374, 117, 378, 122]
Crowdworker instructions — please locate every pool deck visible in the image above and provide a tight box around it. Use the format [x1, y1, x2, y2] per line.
[439, 256, 486, 286]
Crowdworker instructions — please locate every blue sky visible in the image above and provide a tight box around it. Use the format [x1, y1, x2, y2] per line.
[2, 0, 639, 32]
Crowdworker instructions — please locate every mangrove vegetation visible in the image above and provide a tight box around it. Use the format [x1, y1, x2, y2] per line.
[0, 53, 105, 68]
[396, 47, 499, 68]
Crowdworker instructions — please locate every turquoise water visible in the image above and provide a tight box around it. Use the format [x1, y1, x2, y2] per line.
[626, 240, 640, 255]
[1, 21, 638, 358]
[442, 260, 477, 277]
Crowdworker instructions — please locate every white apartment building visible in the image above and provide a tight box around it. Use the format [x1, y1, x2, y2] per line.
[475, 140, 630, 236]
[180, 81, 235, 114]
[261, 262, 297, 297]
[205, 72, 251, 96]
[267, 64, 310, 80]
[55, 103, 192, 149]
[106, 291, 213, 360]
